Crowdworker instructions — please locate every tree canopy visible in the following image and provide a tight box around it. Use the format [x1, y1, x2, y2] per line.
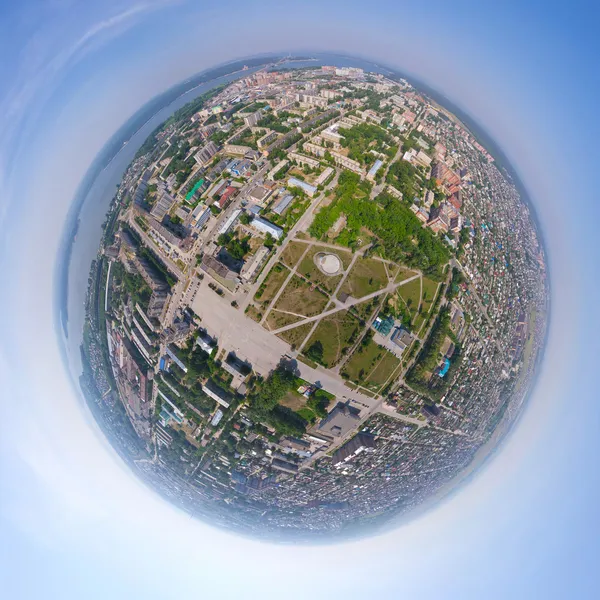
[309, 172, 449, 275]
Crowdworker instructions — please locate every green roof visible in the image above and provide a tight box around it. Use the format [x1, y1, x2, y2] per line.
[186, 178, 205, 202]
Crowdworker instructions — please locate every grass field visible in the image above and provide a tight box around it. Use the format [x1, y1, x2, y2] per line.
[350, 296, 381, 321]
[297, 246, 344, 293]
[254, 262, 289, 305]
[245, 304, 263, 323]
[272, 274, 329, 317]
[296, 407, 318, 424]
[367, 350, 401, 388]
[280, 390, 308, 411]
[411, 277, 440, 334]
[276, 322, 313, 349]
[395, 266, 418, 283]
[265, 310, 304, 330]
[342, 337, 400, 390]
[412, 310, 427, 335]
[279, 390, 317, 424]
[420, 277, 440, 315]
[303, 309, 362, 367]
[397, 277, 422, 318]
[340, 257, 388, 299]
[280, 241, 308, 269]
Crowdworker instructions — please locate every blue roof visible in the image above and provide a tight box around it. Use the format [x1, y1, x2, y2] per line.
[439, 358, 451, 377]
[368, 159, 383, 177]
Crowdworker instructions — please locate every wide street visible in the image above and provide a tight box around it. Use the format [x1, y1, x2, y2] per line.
[189, 282, 421, 428]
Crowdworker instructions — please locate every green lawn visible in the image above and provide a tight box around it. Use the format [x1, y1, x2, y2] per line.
[280, 241, 308, 269]
[350, 296, 381, 322]
[254, 262, 289, 305]
[395, 266, 418, 283]
[340, 257, 388, 299]
[266, 310, 304, 330]
[413, 311, 427, 336]
[245, 304, 263, 322]
[276, 322, 313, 349]
[303, 310, 362, 367]
[397, 277, 422, 319]
[296, 407, 317, 424]
[342, 337, 400, 390]
[421, 277, 440, 316]
[273, 274, 329, 317]
[368, 350, 401, 388]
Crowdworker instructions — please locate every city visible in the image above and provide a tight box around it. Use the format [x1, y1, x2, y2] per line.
[80, 61, 548, 540]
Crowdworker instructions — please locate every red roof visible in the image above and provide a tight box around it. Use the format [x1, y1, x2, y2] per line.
[218, 186, 236, 208]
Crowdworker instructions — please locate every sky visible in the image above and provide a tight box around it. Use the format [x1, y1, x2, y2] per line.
[1, 1, 599, 598]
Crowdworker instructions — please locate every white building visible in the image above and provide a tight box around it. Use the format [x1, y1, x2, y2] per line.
[314, 166, 334, 186]
[251, 217, 284, 240]
[202, 384, 230, 408]
[267, 159, 289, 181]
[241, 246, 270, 282]
[211, 409, 224, 427]
[288, 177, 317, 197]
[367, 159, 384, 182]
[218, 209, 242, 235]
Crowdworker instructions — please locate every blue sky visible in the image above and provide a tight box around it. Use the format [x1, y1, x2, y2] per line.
[1, 1, 599, 598]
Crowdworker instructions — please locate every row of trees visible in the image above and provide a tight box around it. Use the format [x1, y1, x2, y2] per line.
[111, 260, 152, 309]
[386, 159, 420, 200]
[406, 306, 451, 385]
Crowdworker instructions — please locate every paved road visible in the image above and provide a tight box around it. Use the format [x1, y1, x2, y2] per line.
[189, 284, 420, 423]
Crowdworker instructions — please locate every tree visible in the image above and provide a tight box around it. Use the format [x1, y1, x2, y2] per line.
[240, 212, 252, 225]
[305, 341, 324, 364]
[248, 366, 296, 414]
[264, 233, 275, 249]
[224, 235, 250, 260]
[217, 233, 230, 246]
